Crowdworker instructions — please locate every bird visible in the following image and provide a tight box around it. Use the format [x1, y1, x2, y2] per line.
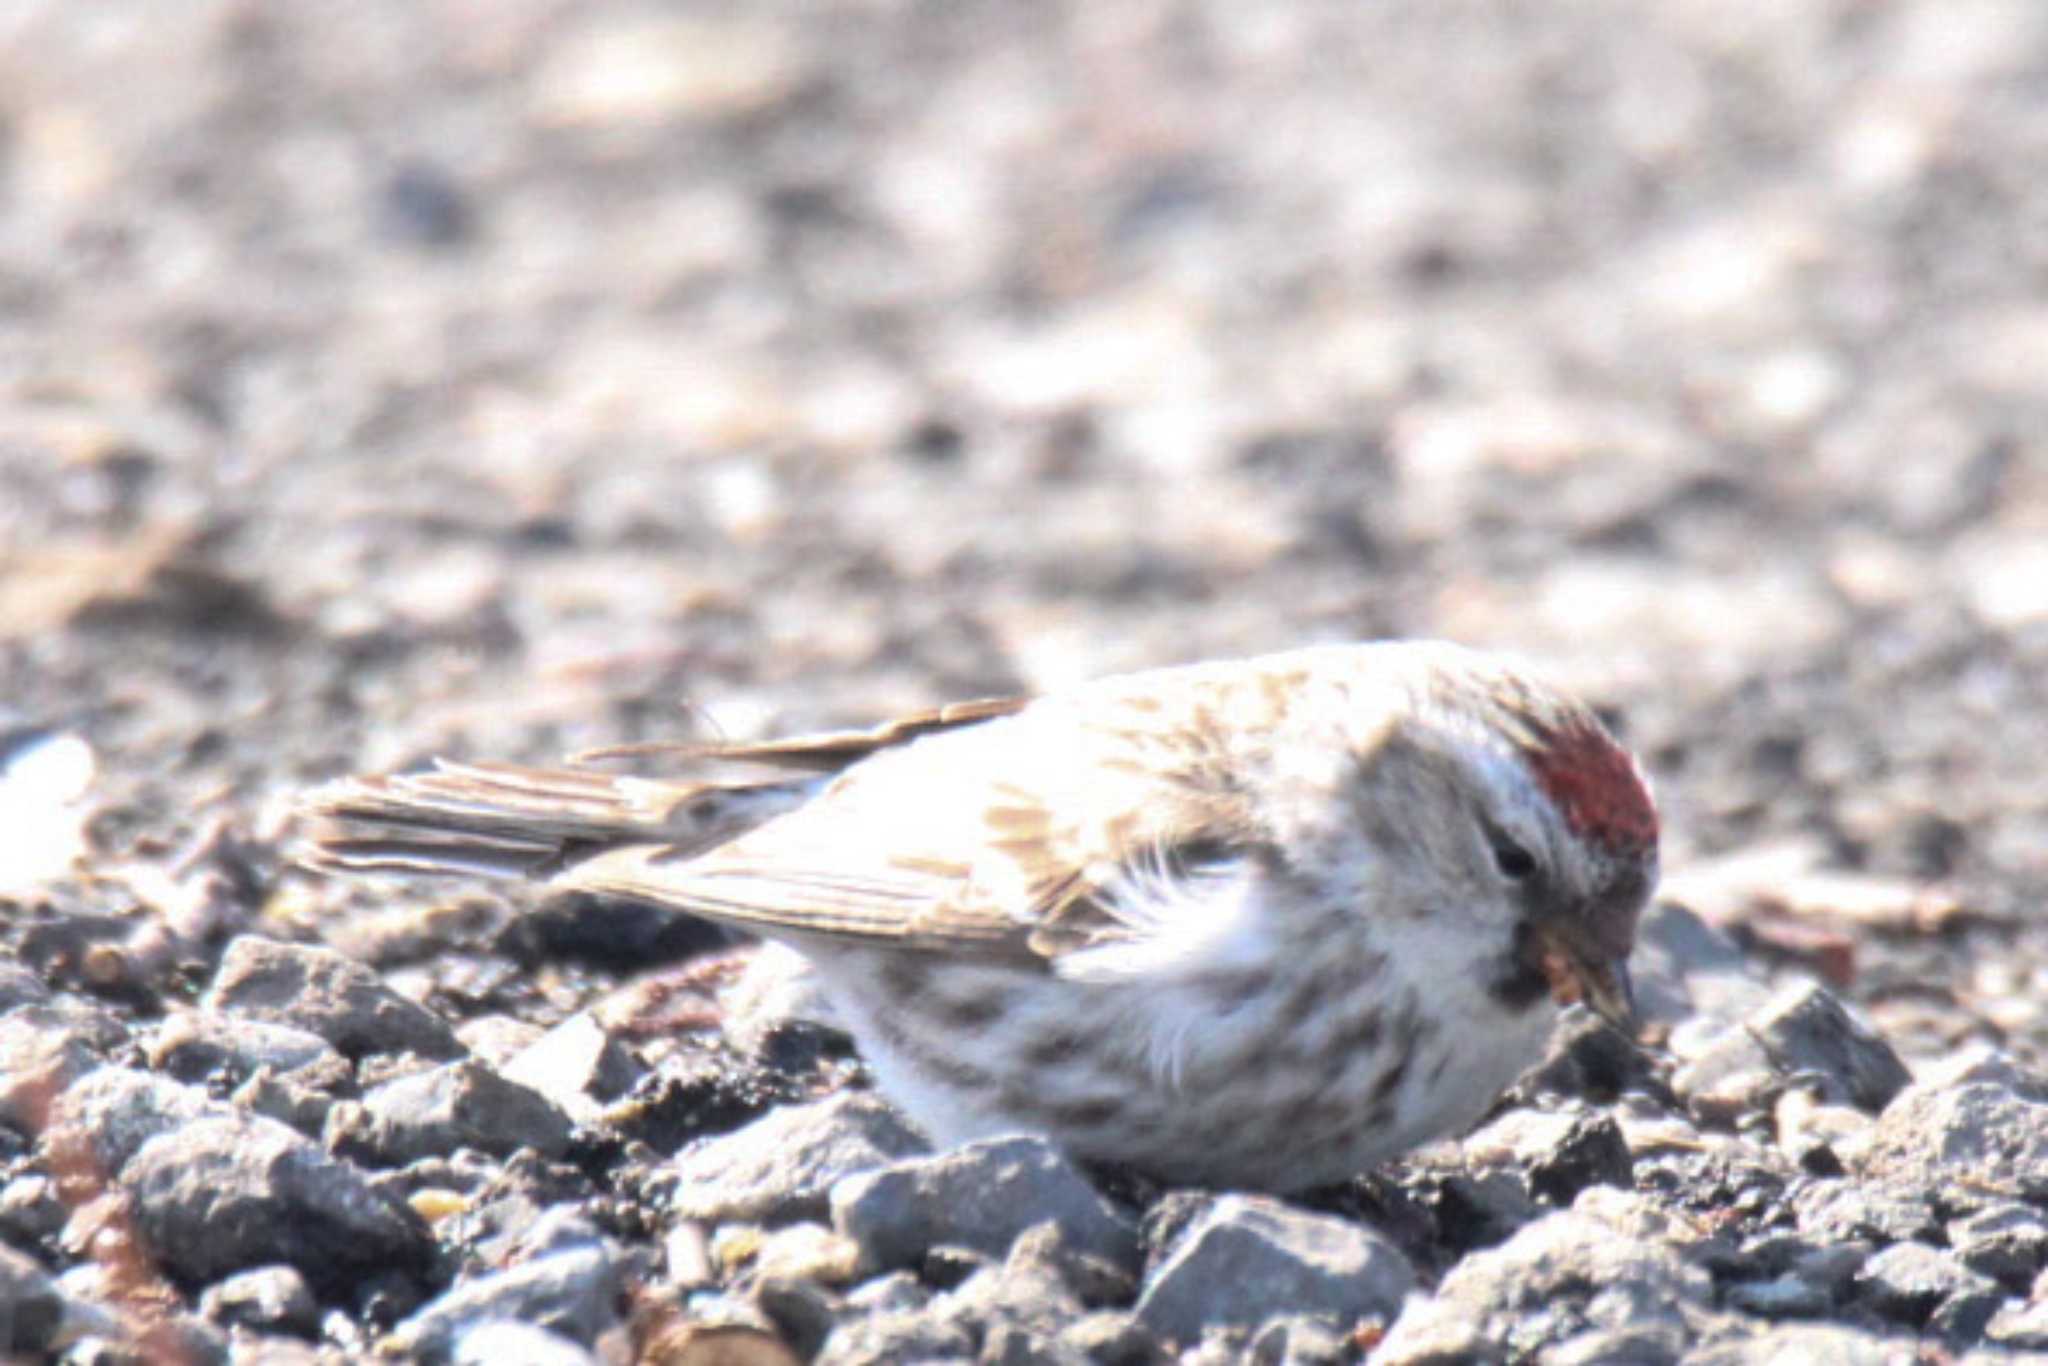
[306, 639, 1658, 1192]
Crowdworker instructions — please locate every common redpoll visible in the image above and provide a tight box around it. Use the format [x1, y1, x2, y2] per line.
[309, 640, 1658, 1192]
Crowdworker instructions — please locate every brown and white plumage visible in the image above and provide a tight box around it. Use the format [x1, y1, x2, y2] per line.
[308, 641, 1658, 1191]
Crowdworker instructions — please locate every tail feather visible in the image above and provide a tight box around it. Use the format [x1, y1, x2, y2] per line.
[302, 759, 818, 882]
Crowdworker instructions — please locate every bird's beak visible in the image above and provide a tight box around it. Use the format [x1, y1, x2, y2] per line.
[1532, 924, 1636, 1034]
[1574, 954, 1635, 1034]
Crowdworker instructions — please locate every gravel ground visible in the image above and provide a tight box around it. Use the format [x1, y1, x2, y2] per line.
[2, 2, 2046, 1361]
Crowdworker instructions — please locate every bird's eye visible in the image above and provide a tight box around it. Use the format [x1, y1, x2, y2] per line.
[1491, 835, 1538, 881]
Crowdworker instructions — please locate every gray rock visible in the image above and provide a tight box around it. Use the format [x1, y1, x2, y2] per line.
[669, 1091, 928, 1226]
[831, 1135, 1138, 1274]
[205, 935, 462, 1060]
[1669, 1025, 1779, 1125]
[1372, 1202, 1711, 1364]
[1431, 1168, 1541, 1248]
[501, 1012, 643, 1123]
[1246, 1313, 1353, 1364]
[1628, 900, 1761, 1026]
[1547, 1322, 1688, 1365]
[1983, 1298, 2048, 1351]
[980, 1321, 1088, 1366]
[1950, 1202, 2048, 1287]
[1008, 1218, 1138, 1307]
[0, 961, 52, 1013]
[0, 1008, 114, 1132]
[42, 1067, 229, 1175]
[515, 1206, 610, 1261]
[200, 1264, 320, 1337]
[1136, 1195, 1413, 1346]
[942, 1257, 1087, 1361]
[146, 1011, 343, 1084]
[1929, 1281, 2004, 1344]
[1747, 982, 1911, 1113]
[118, 1112, 432, 1291]
[841, 1270, 928, 1315]
[1683, 1323, 1907, 1365]
[815, 1307, 977, 1365]
[1848, 1081, 2048, 1201]
[1792, 1181, 1940, 1246]
[1851, 1241, 1997, 1329]
[392, 1245, 621, 1361]
[1061, 1310, 1160, 1365]
[1912, 1045, 2048, 1101]
[331, 1059, 574, 1164]
[445, 1319, 602, 1366]
[0, 1174, 66, 1246]
[232, 1064, 340, 1138]
[0, 1243, 63, 1357]
[1461, 1106, 1633, 1205]
[754, 1272, 840, 1358]
[1725, 1272, 1831, 1319]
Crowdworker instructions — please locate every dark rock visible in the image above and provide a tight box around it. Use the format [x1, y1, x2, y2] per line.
[1135, 1195, 1414, 1345]
[199, 1264, 320, 1337]
[1852, 1241, 1996, 1329]
[1949, 1201, 2048, 1287]
[391, 1245, 621, 1361]
[831, 1136, 1139, 1275]
[754, 1274, 839, 1359]
[0, 1174, 65, 1247]
[1984, 1298, 2048, 1351]
[146, 1011, 342, 1085]
[0, 1244, 63, 1357]
[1929, 1280, 2004, 1344]
[501, 1012, 644, 1122]
[378, 160, 474, 250]
[331, 1059, 574, 1164]
[118, 1113, 433, 1292]
[1464, 1107, 1633, 1205]
[233, 1063, 342, 1138]
[1421, 1168, 1540, 1258]
[1517, 1009, 1664, 1103]
[205, 936, 463, 1060]
[918, 1243, 991, 1290]
[668, 1091, 928, 1226]
[1747, 982, 1911, 1113]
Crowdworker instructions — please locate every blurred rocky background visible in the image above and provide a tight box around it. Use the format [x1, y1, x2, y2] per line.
[2, 1, 2045, 1360]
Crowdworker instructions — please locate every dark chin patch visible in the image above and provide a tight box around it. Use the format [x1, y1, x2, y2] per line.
[1487, 921, 1551, 1012]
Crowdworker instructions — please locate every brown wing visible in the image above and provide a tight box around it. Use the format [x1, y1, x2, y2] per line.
[557, 696, 1266, 964]
[574, 696, 1031, 770]
[306, 698, 1033, 881]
